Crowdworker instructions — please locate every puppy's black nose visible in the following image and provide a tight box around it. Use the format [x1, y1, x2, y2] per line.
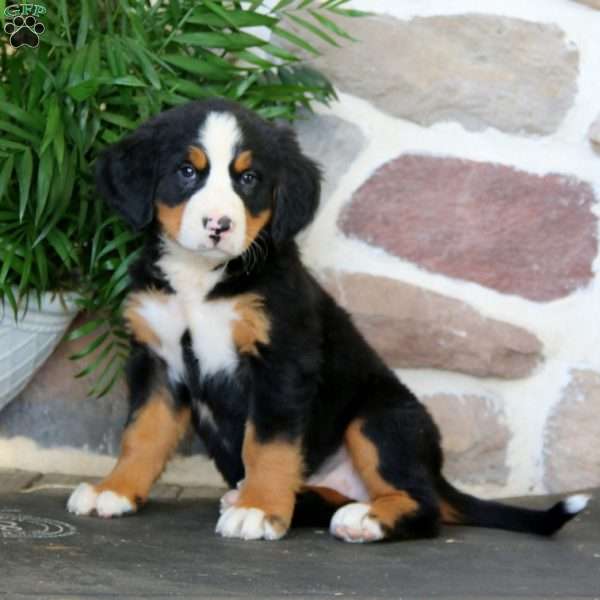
[217, 216, 232, 232]
[203, 216, 233, 235]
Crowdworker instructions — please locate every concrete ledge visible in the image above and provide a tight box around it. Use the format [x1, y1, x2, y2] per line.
[0, 488, 596, 599]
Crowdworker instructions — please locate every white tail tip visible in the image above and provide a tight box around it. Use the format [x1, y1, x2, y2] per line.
[564, 494, 591, 514]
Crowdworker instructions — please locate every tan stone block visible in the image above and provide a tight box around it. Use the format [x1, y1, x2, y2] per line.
[544, 370, 600, 492]
[320, 270, 542, 378]
[422, 394, 510, 485]
[301, 15, 578, 134]
[573, 0, 600, 9]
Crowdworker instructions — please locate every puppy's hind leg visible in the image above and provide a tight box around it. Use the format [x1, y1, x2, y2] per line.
[331, 412, 441, 543]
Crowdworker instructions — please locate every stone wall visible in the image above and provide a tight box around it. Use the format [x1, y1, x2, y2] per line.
[1, 0, 599, 498]
[295, 0, 600, 497]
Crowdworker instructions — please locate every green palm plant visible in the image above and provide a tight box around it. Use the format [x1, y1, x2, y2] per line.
[0, 0, 364, 396]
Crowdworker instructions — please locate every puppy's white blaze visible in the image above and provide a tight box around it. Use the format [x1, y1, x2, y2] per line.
[330, 502, 384, 544]
[178, 112, 247, 256]
[67, 482, 98, 516]
[200, 111, 241, 166]
[564, 494, 590, 514]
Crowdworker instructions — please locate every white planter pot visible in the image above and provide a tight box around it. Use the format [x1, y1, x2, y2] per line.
[0, 293, 79, 412]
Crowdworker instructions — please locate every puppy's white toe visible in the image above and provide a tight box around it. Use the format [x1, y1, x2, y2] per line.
[96, 490, 135, 518]
[330, 502, 384, 543]
[67, 483, 98, 516]
[216, 506, 285, 541]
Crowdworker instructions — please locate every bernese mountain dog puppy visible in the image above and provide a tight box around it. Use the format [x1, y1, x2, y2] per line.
[67, 99, 589, 542]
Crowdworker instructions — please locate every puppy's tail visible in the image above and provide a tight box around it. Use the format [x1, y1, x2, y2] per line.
[437, 477, 589, 536]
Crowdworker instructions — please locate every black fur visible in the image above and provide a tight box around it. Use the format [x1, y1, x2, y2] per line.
[95, 99, 586, 540]
[95, 126, 158, 230]
[271, 127, 321, 243]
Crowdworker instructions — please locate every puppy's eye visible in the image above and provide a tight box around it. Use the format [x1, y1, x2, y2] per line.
[178, 163, 196, 179]
[240, 171, 258, 186]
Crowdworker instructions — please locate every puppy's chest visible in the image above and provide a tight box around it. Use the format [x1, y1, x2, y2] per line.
[125, 255, 269, 384]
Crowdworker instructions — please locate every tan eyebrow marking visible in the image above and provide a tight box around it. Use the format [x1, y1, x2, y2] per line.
[233, 150, 253, 173]
[188, 146, 208, 170]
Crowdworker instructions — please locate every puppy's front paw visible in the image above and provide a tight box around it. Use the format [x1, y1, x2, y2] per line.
[67, 483, 135, 518]
[66, 483, 98, 516]
[216, 506, 287, 541]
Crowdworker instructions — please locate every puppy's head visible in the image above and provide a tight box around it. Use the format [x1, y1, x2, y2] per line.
[96, 99, 320, 259]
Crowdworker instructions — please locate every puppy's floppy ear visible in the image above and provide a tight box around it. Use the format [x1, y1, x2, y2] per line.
[272, 127, 321, 243]
[95, 126, 157, 230]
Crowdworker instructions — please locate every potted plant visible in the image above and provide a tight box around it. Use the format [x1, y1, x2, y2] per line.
[0, 0, 363, 401]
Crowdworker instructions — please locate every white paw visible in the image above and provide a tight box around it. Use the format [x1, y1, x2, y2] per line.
[66, 483, 134, 518]
[216, 506, 285, 541]
[330, 502, 384, 543]
[67, 483, 98, 516]
[96, 490, 135, 518]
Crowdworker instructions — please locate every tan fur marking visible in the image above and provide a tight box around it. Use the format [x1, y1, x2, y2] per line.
[188, 146, 207, 170]
[244, 208, 271, 249]
[236, 423, 304, 536]
[345, 419, 420, 530]
[440, 500, 462, 524]
[156, 202, 186, 239]
[232, 293, 270, 356]
[233, 150, 252, 173]
[345, 419, 396, 497]
[95, 388, 190, 507]
[123, 290, 170, 347]
[369, 492, 419, 530]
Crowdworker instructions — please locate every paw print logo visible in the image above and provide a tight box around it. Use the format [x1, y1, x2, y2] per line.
[4, 15, 45, 49]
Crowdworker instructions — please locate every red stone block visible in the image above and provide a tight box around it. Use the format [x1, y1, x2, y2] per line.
[339, 155, 597, 302]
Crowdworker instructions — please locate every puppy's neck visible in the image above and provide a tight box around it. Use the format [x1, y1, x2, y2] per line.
[157, 236, 226, 299]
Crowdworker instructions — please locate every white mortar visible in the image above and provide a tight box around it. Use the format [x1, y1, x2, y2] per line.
[299, 0, 600, 496]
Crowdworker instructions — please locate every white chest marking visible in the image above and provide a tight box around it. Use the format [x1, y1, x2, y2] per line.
[154, 239, 239, 380]
[135, 294, 186, 381]
[187, 299, 238, 377]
